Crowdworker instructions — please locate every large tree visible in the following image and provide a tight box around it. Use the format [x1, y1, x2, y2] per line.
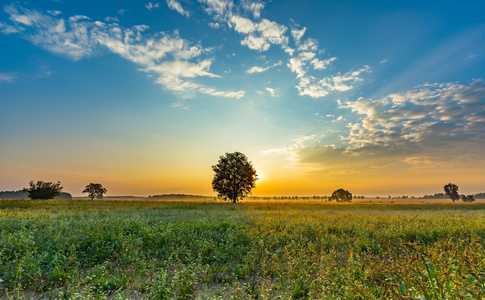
[24, 180, 63, 200]
[212, 152, 257, 203]
[443, 183, 459, 202]
[82, 183, 107, 200]
[329, 188, 352, 202]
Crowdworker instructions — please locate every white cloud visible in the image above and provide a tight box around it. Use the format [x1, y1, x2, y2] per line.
[1, 5, 97, 60]
[241, 34, 269, 51]
[199, 87, 245, 98]
[144, 60, 220, 78]
[166, 0, 190, 17]
[291, 27, 306, 45]
[47, 10, 61, 16]
[146, 2, 161, 10]
[257, 19, 288, 47]
[198, 0, 234, 21]
[208, 22, 220, 29]
[1, 4, 245, 102]
[230, 15, 255, 34]
[246, 65, 266, 74]
[265, 87, 277, 97]
[293, 65, 370, 98]
[242, 0, 264, 19]
[246, 60, 281, 74]
[311, 57, 337, 70]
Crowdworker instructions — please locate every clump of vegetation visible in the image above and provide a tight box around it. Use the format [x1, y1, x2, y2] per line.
[23, 180, 63, 200]
[462, 194, 475, 202]
[82, 183, 108, 200]
[329, 188, 352, 202]
[444, 183, 460, 202]
[212, 152, 257, 203]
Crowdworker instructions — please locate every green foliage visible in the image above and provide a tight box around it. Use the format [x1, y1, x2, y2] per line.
[0, 200, 485, 298]
[462, 194, 475, 202]
[82, 183, 108, 200]
[329, 188, 352, 202]
[23, 180, 62, 200]
[444, 183, 460, 202]
[212, 152, 257, 203]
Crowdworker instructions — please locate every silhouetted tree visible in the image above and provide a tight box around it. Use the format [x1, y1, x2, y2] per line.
[444, 183, 459, 202]
[462, 195, 475, 202]
[24, 180, 62, 200]
[329, 188, 352, 202]
[212, 152, 257, 203]
[82, 183, 107, 200]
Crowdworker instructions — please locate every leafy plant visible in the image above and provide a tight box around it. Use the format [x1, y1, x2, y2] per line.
[23, 180, 62, 200]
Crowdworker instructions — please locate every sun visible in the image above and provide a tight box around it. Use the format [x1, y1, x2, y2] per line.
[257, 170, 264, 182]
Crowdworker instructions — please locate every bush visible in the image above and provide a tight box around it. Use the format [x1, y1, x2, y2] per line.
[23, 180, 63, 200]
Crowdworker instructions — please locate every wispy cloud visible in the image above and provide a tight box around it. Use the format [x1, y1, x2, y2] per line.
[1, 5, 96, 60]
[146, 2, 160, 11]
[197, 1, 370, 99]
[246, 60, 281, 74]
[166, 0, 189, 17]
[0, 72, 16, 83]
[265, 87, 277, 97]
[241, 0, 264, 19]
[1, 3, 244, 102]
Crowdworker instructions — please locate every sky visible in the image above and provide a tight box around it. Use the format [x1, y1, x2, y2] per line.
[1, 0, 484, 197]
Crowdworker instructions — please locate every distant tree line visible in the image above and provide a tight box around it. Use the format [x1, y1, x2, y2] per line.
[148, 194, 208, 200]
[0, 181, 107, 200]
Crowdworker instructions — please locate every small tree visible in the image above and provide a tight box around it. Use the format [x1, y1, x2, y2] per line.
[24, 180, 63, 200]
[462, 195, 475, 202]
[82, 183, 107, 200]
[212, 152, 257, 203]
[329, 188, 352, 202]
[444, 183, 459, 202]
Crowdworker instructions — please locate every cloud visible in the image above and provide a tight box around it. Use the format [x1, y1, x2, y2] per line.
[198, 0, 233, 21]
[166, 0, 190, 17]
[1, 3, 245, 102]
[208, 22, 220, 29]
[246, 60, 281, 73]
[197, 2, 368, 98]
[0, 72, 16, 83]
[1, 4, 96, 60]
[265, 87, 277, 97]
[230, 15, 255, 34]
[291, 26, 306, 45]
[242, 0, 264, 19]
[146, 2, 160, 10]
[199, 87, 245, 98]
[293, 65, 370, 98]
[270, 80, 485, 173]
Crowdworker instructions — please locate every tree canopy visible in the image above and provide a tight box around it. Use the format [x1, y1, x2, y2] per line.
[82, 183, 107, 200]
[212, 152, 257, 203]
[24, 180, 63, 200]
[444, 183, 459, 202]
[329, 188, 352, 202]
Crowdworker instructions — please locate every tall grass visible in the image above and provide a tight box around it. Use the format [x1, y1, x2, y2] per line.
[0, 200, 484, 299]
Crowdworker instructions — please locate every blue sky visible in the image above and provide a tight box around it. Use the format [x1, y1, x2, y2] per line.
[1, 0, 484, 197]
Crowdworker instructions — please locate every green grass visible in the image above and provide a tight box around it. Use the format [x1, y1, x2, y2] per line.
[1, 200, 484, 299]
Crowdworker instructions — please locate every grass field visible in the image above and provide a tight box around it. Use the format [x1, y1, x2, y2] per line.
[1, 200, 484, 299]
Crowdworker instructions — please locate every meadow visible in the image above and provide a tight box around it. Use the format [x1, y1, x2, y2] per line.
[0, 200, 484, 299]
